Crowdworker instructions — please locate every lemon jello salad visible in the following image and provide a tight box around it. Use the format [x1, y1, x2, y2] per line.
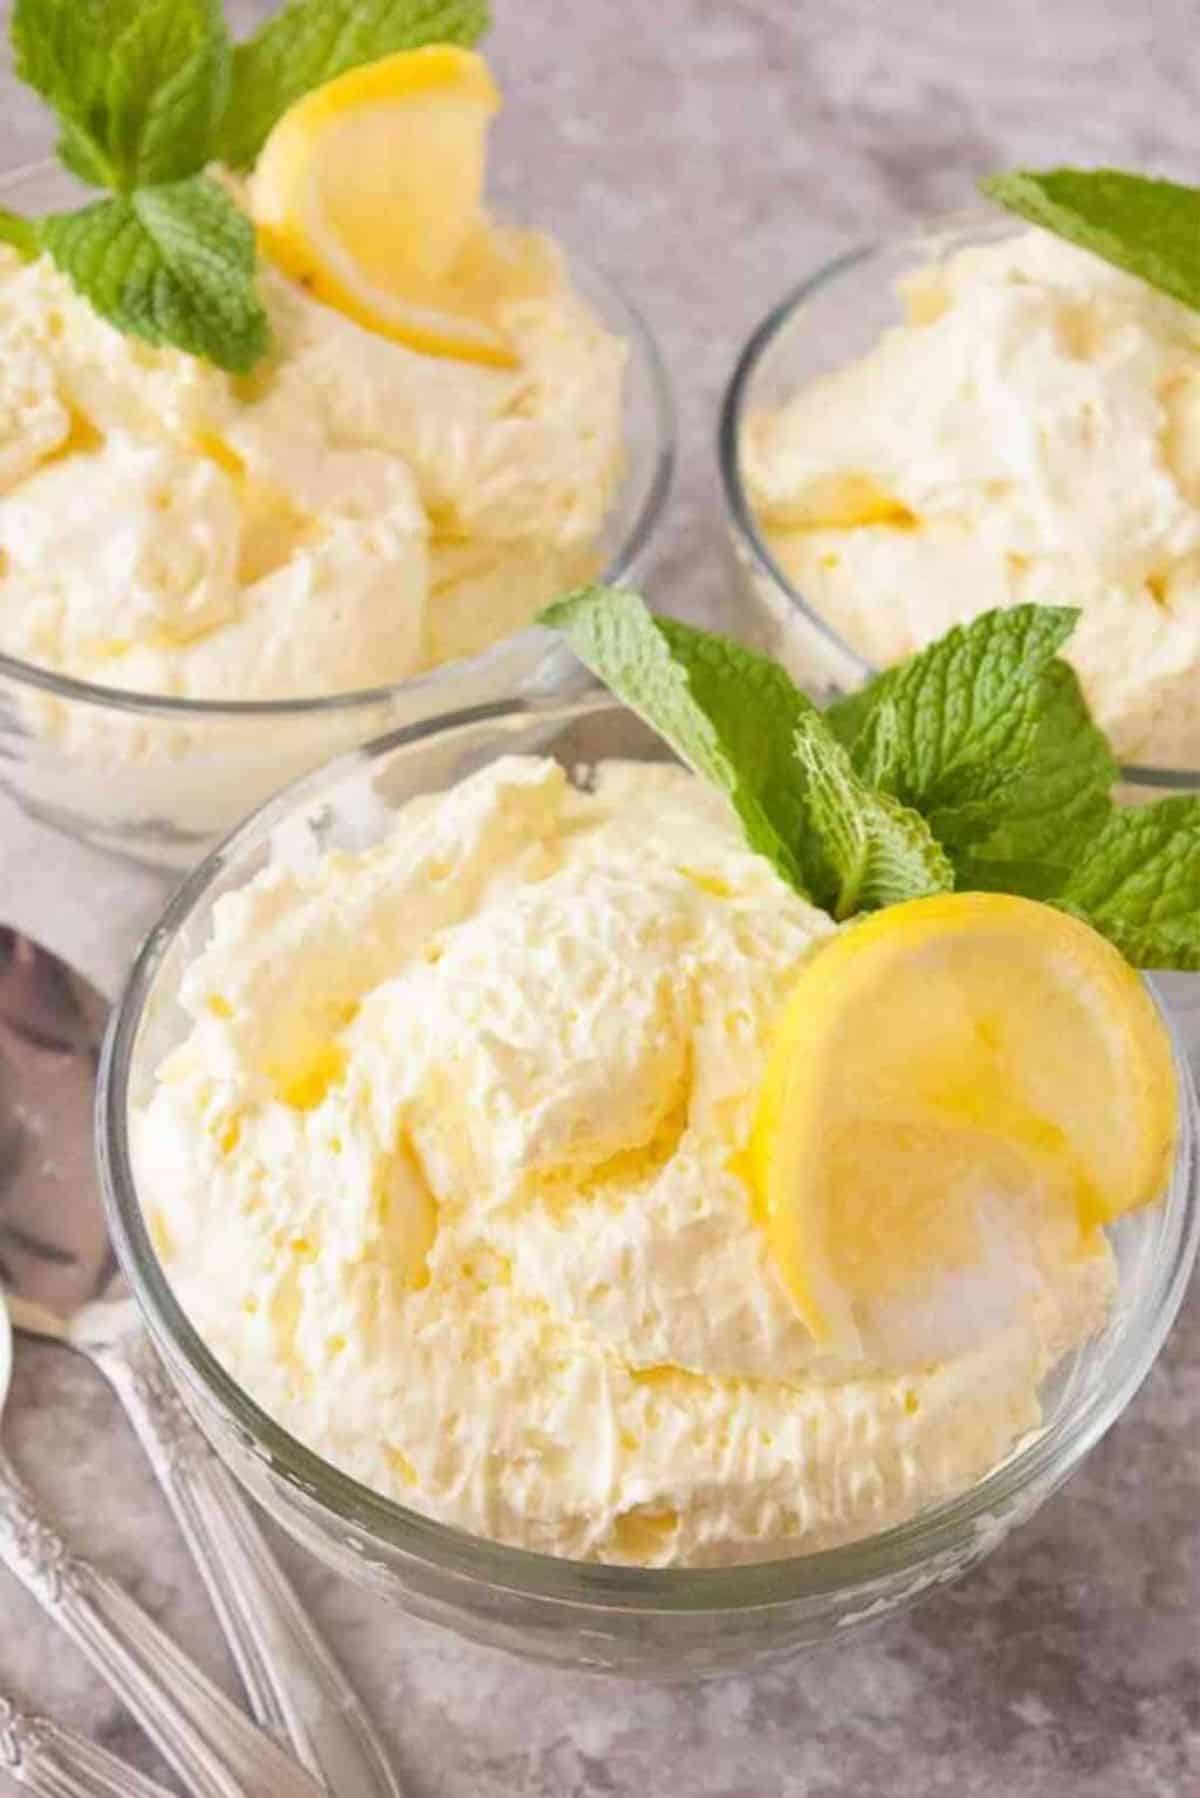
[732, 167, 1200, 773]
[0, 0, 662, 861]
[128, 588, 1197, 1568]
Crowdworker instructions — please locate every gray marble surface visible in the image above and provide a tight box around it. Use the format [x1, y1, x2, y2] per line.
[1, 1, 1200, 1793]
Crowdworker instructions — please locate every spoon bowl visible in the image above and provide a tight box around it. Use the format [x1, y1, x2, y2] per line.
[0, 929, 116, 1327]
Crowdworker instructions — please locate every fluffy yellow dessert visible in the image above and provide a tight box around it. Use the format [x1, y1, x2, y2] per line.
[0, 51, 627, 703]
[0, 236, 623, 697]
[744, 229, 1200, 767]
[133, 757, 1117, 1566]
[0, 45, 632, 862]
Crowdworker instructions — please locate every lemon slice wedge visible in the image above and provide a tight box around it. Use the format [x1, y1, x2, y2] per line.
[250, 46, 537, 366]
[751, 893, 1177, 1364]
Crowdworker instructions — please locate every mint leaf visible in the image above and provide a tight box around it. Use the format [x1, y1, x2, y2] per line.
[107, 0, 231, 187]
[12, 0, 128, 187]
[41, 177, 269, 374]
[540, 586, 949, 913]
[57, 119, 120, 188]
[792, 713, 952, 919]
[982, 168, 1200, 317]
[830, 605, 1077, 801]
[220, 0, 491, 170]
[830, 606, 1116, 895]
[542, 586, 817, 893]
[951, 661, 1117, 898]
[1057, 799, 1200, 970]
[13, 0, 228, 190]
[0, 209, 41, 260]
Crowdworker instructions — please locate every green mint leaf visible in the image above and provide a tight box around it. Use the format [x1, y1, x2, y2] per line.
[41, 177, 269, 374]
[13, 0, 228, 190]
[12, 0, 126, 186]
[792, 713, 952, 920]
[829, 605, 1077, 800]
[541, 586, 817, 894]
[950, 661, 1117, 898]
[1056, 798, 1200, 970]
[57, 118, 119, 188]
[539, 586, 949, 913]
[219, 0, 491, 170]
[982, 167, 1200, 317]
[107, 0, 231, 187]
[0, 209, 42, 260]
[829, 606, 1116, 895]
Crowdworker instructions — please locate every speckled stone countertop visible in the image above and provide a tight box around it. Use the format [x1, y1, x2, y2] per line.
[1, 2, 1199, 1792]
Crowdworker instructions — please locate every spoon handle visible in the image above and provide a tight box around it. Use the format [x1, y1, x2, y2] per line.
[0, 1445, 325, 1798]
[94, 1331, 403, 1798]
[1, 1695, 175, 1797]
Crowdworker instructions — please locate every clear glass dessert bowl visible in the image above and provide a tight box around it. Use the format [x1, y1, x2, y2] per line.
[717, 209, 1200, 808]
[98, 694, 1200, 1680]
[0, 161, 674, 871]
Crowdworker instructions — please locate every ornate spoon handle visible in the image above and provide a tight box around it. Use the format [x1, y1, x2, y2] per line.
[93, 1331, 403, 1796]
[0, 1445, 325, 1798]
[1, 1694, 175, 1797]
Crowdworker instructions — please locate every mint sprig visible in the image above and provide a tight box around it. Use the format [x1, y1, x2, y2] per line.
[539, 589, 1200, 970]
[9, 0, 262, 366]
[221, 0, 491, 171]
[828, 606, 1117, 899]
[13, 0, 231, 192]
[3, 0, 491, 370]
[982, 167, 1200, 318]
[539, 588, 951, 917]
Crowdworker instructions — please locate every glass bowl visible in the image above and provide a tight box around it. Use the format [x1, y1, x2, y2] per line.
[717, 208, 1200, 808]
[0, 161, 673, 870]
[98, 695, 1200, 1679]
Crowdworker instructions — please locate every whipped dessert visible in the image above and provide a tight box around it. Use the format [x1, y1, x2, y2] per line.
[0, 238, 623, 699]
[743, 227, 1200, 768]
[0, 36, 637, 870]
[133, 754, 1115, 1566]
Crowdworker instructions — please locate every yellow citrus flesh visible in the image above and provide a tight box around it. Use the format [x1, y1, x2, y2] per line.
[751, 893, 1178, 1361]
[249, 46, 547, 366]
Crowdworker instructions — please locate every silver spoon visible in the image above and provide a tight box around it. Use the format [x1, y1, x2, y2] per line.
[0, 1279, 325, 1796]
[2, 1688, 175, 1798]
[0, 928, 402, 1798]
[1, 1299, 173, 1798]
[2, 1691, 174, 1798]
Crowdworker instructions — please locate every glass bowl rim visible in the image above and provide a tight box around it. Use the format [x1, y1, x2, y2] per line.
[716, 204, 1200, 793]
[0, 158, 675, 722]
[99, 690, 1200, 1615]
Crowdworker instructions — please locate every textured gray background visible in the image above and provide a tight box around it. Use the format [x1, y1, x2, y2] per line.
[1, 2, 1199, 1794]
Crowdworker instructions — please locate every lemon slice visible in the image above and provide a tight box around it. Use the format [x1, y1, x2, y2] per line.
[751, 893, 1177, 1364]
[250, 46, 538, 367]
